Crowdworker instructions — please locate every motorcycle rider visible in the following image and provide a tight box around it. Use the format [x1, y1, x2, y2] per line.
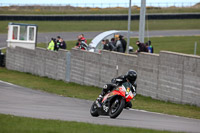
[97, 70, 137, 108]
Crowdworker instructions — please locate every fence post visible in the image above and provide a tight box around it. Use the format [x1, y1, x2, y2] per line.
[127, 0, 131, 54]
[194, 42, 197, 55]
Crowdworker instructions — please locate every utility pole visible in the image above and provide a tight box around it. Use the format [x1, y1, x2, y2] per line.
[127, 0, 132, 54]
[194, 42, 197, 55]
[139, 0, 146, 43]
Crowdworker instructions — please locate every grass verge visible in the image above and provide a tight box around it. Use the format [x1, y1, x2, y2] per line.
[0, 68, 200, 119]
[0, 19, 200, 33]
[0, 114, 182, 133]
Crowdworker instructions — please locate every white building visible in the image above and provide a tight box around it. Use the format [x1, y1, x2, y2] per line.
[7, 22, 38, 50]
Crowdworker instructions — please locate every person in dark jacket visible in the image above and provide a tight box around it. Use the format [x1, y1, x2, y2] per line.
[116, 37, 124, 53]
[59, 38, 67, 49]
[136, 41, 148, 53]
[102, 39, 111, 51]
[54, 36, 61, 51]
[119, 35, 127, 53]
[108, 38, 116, 51]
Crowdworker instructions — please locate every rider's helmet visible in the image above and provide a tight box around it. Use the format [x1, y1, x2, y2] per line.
[126, 70, 137, 84]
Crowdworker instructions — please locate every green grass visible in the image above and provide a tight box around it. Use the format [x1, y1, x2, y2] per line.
[0, 19, 200, 33]
[0, 68, 200, 119]
[145, 36, 200, 55]
[0, 68, 99, 100]
[0, 47, 6, 54]
[38, 36, 200, 56]
[0, 114, 181, 133]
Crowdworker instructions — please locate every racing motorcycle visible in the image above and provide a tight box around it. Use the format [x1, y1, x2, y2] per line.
[90, 84, 136, 119]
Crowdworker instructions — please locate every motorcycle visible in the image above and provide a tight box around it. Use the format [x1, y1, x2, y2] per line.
[90, 84, 136, 119]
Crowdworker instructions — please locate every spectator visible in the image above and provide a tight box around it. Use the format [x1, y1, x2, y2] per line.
[76, 34, 87, 47]
[119, 35, 127, 53]
[136, 41, 148, 53]
[47, 38, 56, 51]
[146, 40, 154, 53]
[115, 36, 124, 53]
[80, 34, 87, 44]
[55, 36, 61, 51]
[102, 39, 110, 51]
[76, 35, 81, 47]
[109, 38, 116, 51]
[60, 38, 67, 49]
[75, 35, 88, 50]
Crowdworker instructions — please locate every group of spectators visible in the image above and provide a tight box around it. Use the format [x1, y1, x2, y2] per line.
[47, 36, 67, 51]
[136, 40, 154, 53]
[102, 35, 154, 54]
[47, 33, 154, 54]
[102, 35, 127, 53]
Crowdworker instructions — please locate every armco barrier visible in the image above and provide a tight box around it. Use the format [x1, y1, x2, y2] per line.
[6, 47, 200, 107]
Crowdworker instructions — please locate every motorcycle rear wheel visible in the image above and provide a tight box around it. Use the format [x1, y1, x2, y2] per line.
[90, 101, 99, 117]
[109, 98, 125, 119]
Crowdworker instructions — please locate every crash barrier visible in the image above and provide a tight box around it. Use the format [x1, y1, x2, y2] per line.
[6, 47, 69, 81]
[1, 13, 200, 21]
[6, 47, 200, 107]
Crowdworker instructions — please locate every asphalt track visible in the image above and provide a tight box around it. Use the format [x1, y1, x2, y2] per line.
[0, 30, 200, 48]
[0, 80, 200, 133]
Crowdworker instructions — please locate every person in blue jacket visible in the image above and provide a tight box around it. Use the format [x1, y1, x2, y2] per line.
[146, 40, 154, 53]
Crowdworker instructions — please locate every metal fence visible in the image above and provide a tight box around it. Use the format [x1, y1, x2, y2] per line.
[0, 2, 198, 8]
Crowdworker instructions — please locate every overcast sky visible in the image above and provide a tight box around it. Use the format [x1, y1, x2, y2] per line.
[1, 0, 199, 7]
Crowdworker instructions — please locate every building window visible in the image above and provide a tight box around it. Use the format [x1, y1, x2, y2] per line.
[29, 27, 35, 41]
[12, 26, 18, 40]
[20, 26, 27, 41]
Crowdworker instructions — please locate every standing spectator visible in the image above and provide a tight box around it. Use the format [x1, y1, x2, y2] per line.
[109, 38, 116, 51]
[110, 38, 116, 47]
[136, 41, 148, 53]
[115, 36, 124, 53]
[119, 35, 127, 53]
[55, 36, 61, 51]
[102, 39, 110, 51]
[80, 34, 87, 44]
[76, 34, 87, 47]
[59, 38, 67, 49]
[75, 35, 88, 50]
[146, 40, 154, 53]
[47, 38, 56, 51]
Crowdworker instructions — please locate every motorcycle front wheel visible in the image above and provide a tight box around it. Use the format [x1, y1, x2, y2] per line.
[90, 101, 99, 117]
[109, 98, 125, 119]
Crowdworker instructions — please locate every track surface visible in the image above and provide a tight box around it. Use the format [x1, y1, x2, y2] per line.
[0, 80, 200, 133]
[1, 30, 200, 48]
